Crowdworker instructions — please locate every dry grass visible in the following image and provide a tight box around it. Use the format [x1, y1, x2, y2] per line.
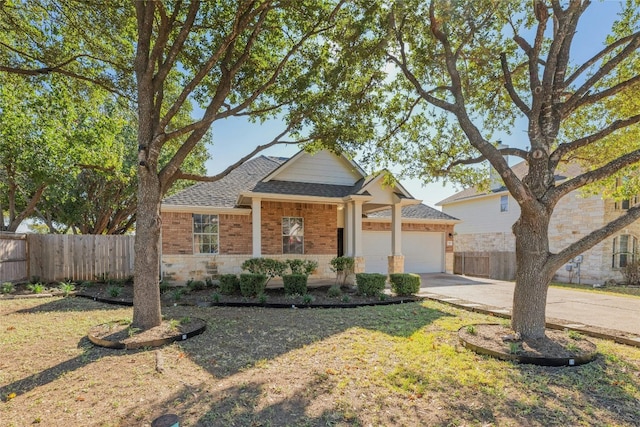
[551, 281, 640, 298]
[1, 296, 640, 426]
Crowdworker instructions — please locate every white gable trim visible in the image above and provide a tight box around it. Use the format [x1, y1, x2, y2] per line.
[357, 172, 413, 199]
[262, 149, 365, 184]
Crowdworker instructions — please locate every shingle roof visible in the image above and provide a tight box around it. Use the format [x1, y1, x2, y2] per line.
[436, 161, 581, 205]
[164, 153, 454, 221]
[163, 156, 285, 207]
[365, 204, 458, 221]
[252, 180, 357, 198]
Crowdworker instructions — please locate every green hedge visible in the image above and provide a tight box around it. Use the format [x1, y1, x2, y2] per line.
[239, 273, 267, 297]
[283, 274, 308, 295]
[355, 273, 387, 296]
[219, 274, 240, 295]
[389, 273, 421, 296]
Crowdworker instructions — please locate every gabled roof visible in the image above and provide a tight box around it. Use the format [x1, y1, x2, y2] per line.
[437, 161, 581, 205]
[163, 156, 286, 208]
[163, 150, 452, 221]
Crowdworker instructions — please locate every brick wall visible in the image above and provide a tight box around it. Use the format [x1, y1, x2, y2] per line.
[161, 212, 192, 255]
[261, 201, 337, 255]
[219, 214, 252, 254]
[162, 212, 253, 255]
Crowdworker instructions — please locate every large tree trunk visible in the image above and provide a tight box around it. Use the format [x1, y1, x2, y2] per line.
[132, 165, 163, 330]
[511, 207, 555, 339]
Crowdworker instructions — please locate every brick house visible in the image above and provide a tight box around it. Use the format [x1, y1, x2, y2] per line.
[437, 161, 639, 284]
[160, 149, 458, 283]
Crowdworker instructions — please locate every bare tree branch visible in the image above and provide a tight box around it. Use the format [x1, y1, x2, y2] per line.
[500, 52, 531, 116]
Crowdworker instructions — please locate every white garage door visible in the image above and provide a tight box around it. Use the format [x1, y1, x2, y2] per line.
[362, 231, 444, 274]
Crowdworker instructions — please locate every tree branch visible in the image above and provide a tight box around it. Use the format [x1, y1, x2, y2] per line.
[500, 52, 531, 116]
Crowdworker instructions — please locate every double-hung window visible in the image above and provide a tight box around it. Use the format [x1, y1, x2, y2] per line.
[193, 214, 219, 254]
[612, 234, 637, 268]
[282, 217, 304, 254]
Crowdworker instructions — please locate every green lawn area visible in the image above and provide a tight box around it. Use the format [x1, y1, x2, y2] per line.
[551, 281, 640, 298]
[1, 296, 640, 426]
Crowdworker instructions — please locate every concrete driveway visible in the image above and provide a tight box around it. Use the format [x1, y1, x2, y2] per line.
[419, 273, 640, 336]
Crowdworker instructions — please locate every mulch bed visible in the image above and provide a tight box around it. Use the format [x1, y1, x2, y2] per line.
[72, 282, 420, 308]
[458, 323, 598, 365]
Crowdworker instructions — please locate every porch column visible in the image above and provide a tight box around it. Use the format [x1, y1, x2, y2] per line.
[252, 198, 262, 257]
[353, 200, 365, 273]
[391, 202, 402, 255]
[345, 202, 354, 256]
[388, 202, 405, 274]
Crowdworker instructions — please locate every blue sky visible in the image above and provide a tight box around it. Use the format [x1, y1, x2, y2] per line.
[204, 1, 625, 208]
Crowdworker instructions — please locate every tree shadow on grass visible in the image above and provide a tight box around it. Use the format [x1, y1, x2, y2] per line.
[11, 296, 127, 314]
[0, 337, 137, 401]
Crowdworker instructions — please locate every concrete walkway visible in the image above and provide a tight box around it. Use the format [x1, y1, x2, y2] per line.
[418, 273, 640, 343]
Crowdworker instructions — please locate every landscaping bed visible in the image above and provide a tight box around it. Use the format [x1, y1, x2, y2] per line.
[73, 281, 420, 308]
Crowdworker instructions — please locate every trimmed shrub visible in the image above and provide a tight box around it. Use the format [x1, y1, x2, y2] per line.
[389, 273, 421, 296]
[355, 273, 386, 296]
[283, 274, 308, 295]
[239, 273, 267, 297]
[285, 259, 318, 276]
[242, 258, 286, 286]
[219, 274, 240, 295]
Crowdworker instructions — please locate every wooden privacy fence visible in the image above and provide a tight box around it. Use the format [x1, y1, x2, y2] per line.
[454, 251, 516, 281]
[0, 233, 28, 283]
[0, 234, 135, 283]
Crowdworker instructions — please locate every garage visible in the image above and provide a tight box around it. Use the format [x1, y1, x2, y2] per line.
[362, 231, 444, 274]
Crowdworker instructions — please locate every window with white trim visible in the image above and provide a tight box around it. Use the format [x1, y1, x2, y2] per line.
[282, 217, 304, 254]
[612, 234, 638, 268]
[500, 195, 509, 212]
[193, 214, 219, 254]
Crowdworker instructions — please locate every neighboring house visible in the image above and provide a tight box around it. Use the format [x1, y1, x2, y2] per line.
[437, 161, 639, 284]
[161, 149, 459, 283]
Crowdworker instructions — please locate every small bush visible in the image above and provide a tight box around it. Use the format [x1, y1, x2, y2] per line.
[302, 294, 314, 304]
[27, 283, 46, 294]
[205, 276, 215, 288]
[1, 282, 15, 294]
[330, 256, 355, 285]
[159, 281, 170, 294]
[211, 292, 221, 303]
[621, 259, 640, 286]
[188, 280, 206, 292]
[258, 292, 268, 304]
[389, 273, 421, 296]
[107, 285, 122, 298]
[283, 274, 308, 295]
[355, 273, 386, 297]
[171, 288, 184, 301]
[219, 274, 240, 295]
[327, 284, 342, 298]
[239, 273, 267, 297]
[58, 281, 76, 296]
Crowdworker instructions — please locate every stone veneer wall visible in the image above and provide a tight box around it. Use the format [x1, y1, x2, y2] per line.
[161, 254, 336, 284]
[454, 193, 640, 284]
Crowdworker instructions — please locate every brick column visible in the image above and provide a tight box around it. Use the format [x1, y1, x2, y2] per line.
[388, 255, 404, 274]
[354, 256, 366, 274]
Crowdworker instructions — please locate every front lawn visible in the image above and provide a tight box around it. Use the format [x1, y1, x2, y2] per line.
[1, 297, 639, 426]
